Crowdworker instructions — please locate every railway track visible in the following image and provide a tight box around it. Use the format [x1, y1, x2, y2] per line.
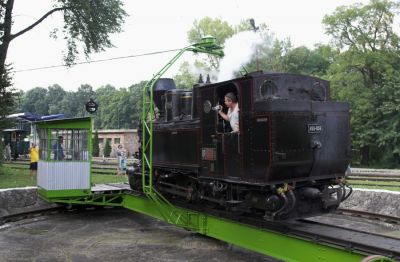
[0, 206, 65, 227]
[336, 208, 400, 225]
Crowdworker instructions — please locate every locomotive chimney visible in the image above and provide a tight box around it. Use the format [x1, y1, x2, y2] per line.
[153, 78, 176, 118]
[198, 74, 204, 84]
[206, 74, 211, 83]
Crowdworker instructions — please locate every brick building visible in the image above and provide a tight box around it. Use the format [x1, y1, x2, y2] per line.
[95, 129, 139, 158]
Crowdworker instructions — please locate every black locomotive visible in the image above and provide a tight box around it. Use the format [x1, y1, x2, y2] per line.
[129, 71, 352, 220]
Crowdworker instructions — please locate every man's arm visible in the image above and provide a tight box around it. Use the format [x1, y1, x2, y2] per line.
[218, 109, 230, 122]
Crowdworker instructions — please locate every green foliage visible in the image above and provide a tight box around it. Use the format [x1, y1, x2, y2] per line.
[0, 166, 36, 188]
[173, 61, 199, 89]
[104, 139, 111, 157]
[374, 75, 400, 161]
[323, 0, 400, 166]
[0, 68, 16, 119]
[54, 0, 128, 65]
[323, 0, 400, 52]
[0, 0, 127, 153]
[187, 17, 235, 70]
[19, 82, 144, 130]
[280, 45, 337, 76]
[0, 68, 19, 155]
[93, 82, 144, 129]
[21, 87, 49, 115]
[0, 140, 4, 166]
[47, 84, 67, 114]
[59, 84, 95, 117]
[92, 130, 100, 157]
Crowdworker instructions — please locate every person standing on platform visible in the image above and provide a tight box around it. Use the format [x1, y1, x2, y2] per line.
[116, 144, 127, 177]
[5, 143, 11, 162]
[29, 142, 39, 179]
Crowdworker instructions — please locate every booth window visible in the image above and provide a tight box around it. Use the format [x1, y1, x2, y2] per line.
[39, 129, 48, 160]
[39, 128, 89, 161]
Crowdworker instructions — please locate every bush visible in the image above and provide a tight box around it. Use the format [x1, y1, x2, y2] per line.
[92, 131, 100, 157]
[104, 139, 111, 157]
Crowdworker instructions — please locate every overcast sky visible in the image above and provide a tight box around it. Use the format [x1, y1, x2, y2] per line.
[10, 0, 370, 92]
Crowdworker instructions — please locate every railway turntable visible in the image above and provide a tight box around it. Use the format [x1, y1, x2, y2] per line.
[33, 109, 398, 262]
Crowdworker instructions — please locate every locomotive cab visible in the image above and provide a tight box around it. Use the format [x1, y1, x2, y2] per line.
[199, 80, 243, 179]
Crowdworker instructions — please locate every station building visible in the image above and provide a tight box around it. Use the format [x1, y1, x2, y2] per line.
[95, 129, 139, 158]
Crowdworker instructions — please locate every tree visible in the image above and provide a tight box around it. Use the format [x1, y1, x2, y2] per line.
[92, 130, 100, 157]
[104, 139, 111, 157]
[323, 0, 399, 53]
[187, 17, 235, 70]
[0, 66, 17, 119]
[93, 84, 117, 129]
[0, 0, 127, 126]
[173, 61, 201, 89]
[374, 74, 400, 166]
[47, 84, 67, 115]
[59, 84, 95, 117]
[276, 44, 337, 77]
[21, 87, 49, 115]
[323, 0, 400, 166]
[0, 0, 127, 73]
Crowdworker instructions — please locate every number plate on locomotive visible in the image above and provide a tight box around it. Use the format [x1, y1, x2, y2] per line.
[308, 124, 322, 133]
[201, 148, 216, 161]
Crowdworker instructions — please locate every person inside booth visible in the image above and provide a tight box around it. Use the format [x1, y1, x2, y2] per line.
[52, 136, 65, 160]
[217, 92, 239, 133]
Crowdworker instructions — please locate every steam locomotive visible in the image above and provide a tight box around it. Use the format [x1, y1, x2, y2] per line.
[128, 71, 352, 220]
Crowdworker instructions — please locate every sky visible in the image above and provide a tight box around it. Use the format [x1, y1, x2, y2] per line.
[9, 0, 370, 92]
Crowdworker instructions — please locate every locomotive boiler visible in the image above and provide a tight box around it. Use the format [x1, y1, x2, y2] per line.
[129, 71, 352, 220]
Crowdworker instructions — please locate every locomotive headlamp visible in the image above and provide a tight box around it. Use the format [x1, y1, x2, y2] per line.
[191, 36, 224, 57]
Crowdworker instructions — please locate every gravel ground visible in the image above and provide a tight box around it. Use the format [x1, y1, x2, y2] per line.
[0, 208, 275, 262]
[341, 188, 400, 217]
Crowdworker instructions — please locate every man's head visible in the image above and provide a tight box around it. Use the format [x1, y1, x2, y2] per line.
[58, 136, 64, 143]
[224, 92, 237, 108]
[31, 142, 36, 147]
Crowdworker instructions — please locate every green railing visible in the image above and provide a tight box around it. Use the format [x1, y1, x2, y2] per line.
[140, 37, 223, 228]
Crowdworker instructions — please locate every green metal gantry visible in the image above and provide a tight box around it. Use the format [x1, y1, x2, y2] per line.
[140, 36, 224, 225]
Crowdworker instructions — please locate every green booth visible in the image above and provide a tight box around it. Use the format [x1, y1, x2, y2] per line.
[36, 117, 92, 199]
